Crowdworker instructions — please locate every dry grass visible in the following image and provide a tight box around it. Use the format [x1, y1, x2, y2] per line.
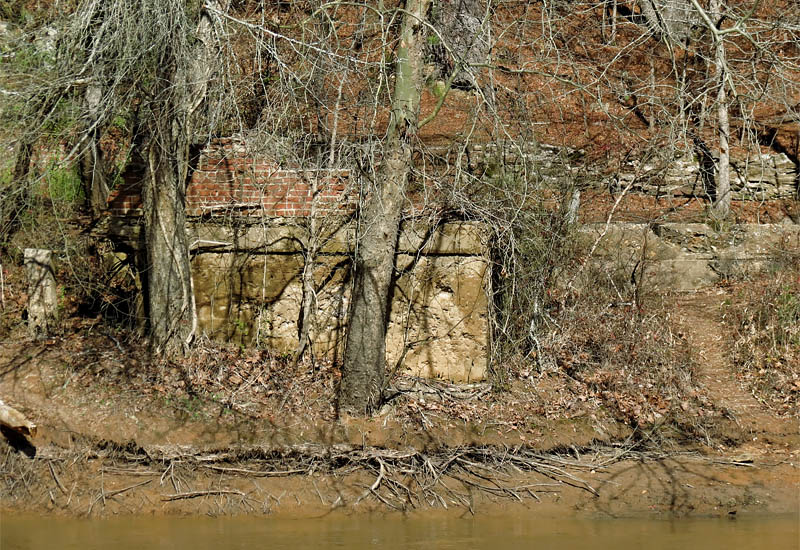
[724, 262, 800, 417]
[529, 274, 719, 440]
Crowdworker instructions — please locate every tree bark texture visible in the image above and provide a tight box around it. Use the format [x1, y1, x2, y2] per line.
[80, 85, 110, 219]
[142, 135, 196, 357]
[639, 0, 696, 43]
[24, 248, 58, 338]
[339, 0, 431, 415]
[710, 0, 730, 219]
[140, 2, 224, 357]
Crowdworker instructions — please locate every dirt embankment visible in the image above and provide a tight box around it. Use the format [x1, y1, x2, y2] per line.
[0, 289, 797, 519]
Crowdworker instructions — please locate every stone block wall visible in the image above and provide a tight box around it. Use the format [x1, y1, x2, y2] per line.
[615, 153, 798, 199]
[189, 221, 489, 382]
[104, 139, 798, 382]
[577, 222, 800, 292]
[106, 139, 490, 382]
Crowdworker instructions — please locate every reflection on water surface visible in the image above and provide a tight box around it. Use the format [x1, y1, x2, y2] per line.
[2, 513, 798, 550]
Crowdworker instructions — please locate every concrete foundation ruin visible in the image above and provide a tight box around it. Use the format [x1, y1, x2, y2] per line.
[106, 139, 798, 382]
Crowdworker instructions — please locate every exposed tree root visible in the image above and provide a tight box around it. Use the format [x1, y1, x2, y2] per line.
[2, 437, 700, 515]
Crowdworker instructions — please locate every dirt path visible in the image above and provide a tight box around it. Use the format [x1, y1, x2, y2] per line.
[673, 290, 791, 437]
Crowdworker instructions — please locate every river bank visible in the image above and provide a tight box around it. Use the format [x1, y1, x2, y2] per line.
[1, 283, 798, 519]
[0, 363, 797, 519]
[1, 436, 798, 519]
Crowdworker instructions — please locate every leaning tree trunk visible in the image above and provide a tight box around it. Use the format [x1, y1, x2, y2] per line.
[339, 0, 431, 415]
[339, 145, 410, 414]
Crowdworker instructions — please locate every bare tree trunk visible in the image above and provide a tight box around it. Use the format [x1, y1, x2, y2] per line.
[142, 136, 195, 357]
[339, 146, 408, 414]
[712, 75, 731, 218]
[12, 142, 32, 198]
[610, 0, 618, 43]
[0, 141, 32, 252]
[141, 1, 224, 357]
[648, 56, 656, 130]
[339, 0, 431, 415]
[710, 0, 731, 219]
[80, 137, 109, 217]
[640, 0, 695, 42]
[79, 85, 110, 219]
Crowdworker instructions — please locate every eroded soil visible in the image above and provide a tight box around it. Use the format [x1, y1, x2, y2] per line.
[0, 288, 797, 519]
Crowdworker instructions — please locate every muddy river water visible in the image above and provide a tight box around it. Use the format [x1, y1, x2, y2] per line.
[2, 513, 798, 550]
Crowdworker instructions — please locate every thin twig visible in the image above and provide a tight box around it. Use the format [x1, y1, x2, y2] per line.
[88, 480, 152, 515]
[48, 461, 67, 495]
[104, 479, 152, 499]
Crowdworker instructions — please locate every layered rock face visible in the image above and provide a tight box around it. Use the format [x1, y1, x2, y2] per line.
[615, 153, 797, 199]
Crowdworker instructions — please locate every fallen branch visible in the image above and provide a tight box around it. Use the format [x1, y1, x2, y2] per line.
[101, 467, 161, 476]
[105, 479, 152, 499]
[163, 489, 245, 501]
[356, 459, 386, 505]
[202, 465, 307, 477]
[87, 480, 152, 515]
[48, 461, 67, 495]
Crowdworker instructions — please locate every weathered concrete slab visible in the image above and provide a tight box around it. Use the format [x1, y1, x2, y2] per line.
[188, 219, 486, 256]
[24, 248, 58, 338]
[191, 221, 489, 382]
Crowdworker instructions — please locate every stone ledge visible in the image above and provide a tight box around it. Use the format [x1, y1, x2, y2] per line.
[578, 222, 799, 291]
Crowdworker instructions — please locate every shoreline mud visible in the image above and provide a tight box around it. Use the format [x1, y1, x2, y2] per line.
[1, 439, 797, 519]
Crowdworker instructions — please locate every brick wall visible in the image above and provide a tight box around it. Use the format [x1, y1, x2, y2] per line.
[107, 139, 352, 217]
